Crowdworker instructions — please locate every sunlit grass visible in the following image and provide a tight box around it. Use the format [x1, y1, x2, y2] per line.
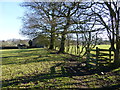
[62, 44, 112, 56]
[95, 45, 111, 49]
[1, 48, 120, 89]
[1, 48, 73, 89]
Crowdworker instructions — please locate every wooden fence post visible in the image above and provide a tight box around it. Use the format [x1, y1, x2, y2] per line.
[109, 47, 112, 63]
[71, 46, 73, 54]
[86, 48, 90, 68]
[96, 47, 99, 68]
[75, 46, 77, 55]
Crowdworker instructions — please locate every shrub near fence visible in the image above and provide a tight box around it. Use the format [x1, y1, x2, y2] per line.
[86, 47, 114, 69]
[64, 45, 86, 56]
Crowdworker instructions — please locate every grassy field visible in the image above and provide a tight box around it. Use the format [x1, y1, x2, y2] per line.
[63, 44, 112, 56]
[1, 48, 120, 89]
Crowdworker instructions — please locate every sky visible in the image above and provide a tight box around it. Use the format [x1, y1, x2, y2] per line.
[0, 1, 28, 41]
[0, 1, 117, 41]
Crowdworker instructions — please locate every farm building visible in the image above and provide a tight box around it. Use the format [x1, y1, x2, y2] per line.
[32, 35, 49, 48]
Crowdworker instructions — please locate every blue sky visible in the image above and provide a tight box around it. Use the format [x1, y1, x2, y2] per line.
[0, 1, 110, 41]
[0, 2, 28, 40]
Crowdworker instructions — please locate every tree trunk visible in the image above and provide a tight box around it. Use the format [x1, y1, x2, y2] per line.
[76, 33, 79, 54]
[114, 51, 120, 67]
[49, 23, 56, 50]
[49, 33, 55, 50]
[113, 39, 120, 67]
[58, 16, 70, 53]
[113, 8, 120, 67]
[58, 33, 66, 53]
[66, 35, 70, 53]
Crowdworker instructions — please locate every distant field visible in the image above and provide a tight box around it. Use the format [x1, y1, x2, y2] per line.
[1, 48, 120, 89]
[62, 44, 111, 56]
[95, 45, 111, 49]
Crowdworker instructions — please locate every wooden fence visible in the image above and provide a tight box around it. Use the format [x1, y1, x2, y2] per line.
[86, 47, 114, 69]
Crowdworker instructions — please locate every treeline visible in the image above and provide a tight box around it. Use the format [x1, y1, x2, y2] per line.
[0, 39, 29, 47]
[20, 2, 100, 53]
[20, 1, 120, 67]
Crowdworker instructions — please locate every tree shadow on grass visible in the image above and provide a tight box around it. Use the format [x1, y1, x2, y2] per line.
[2, 50, 68, 65]
[2, 49, 120, 89]
[59, 84, 120, 90]
[2, 63, 67, 89]
[2, 54, 56, 65]
[2, 58, 64, 66]
[2, 56, 22, 58]
[2, 62, 120, 89]
[2, 73, 62, 87]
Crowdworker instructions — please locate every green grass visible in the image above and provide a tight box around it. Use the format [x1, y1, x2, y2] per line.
[95, 45, 111, 49]
[63, 44, 111, 55]
[1, 48, 74, 89]
[1, 48, 120, 89]
[62, 45, 113, 62]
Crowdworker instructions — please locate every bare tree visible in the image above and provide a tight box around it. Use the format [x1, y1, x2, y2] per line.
[92, 1, 120, 67]
[54, 2, 95, 53]
[20, 2, 62, 49]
